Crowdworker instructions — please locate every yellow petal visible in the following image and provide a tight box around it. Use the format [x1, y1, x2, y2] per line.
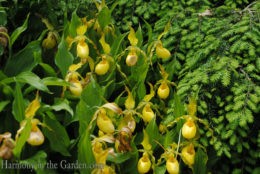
[102, 103, 122, 114]
[69, 63, 83, 72]
[41, 18, 54, 31]
[99, 34, 111, 54]
[128, 27, 138, 46]
[143, 83, 155, 102]
[76, 25, 87, 36]
[25, 92, 40, 118]
[156, 43, 171, 59]
[118, 113, 136, 132]
[92, 141, 110, 164]
[66, 36, 74, 49]
[141, 129, 152, 151]
[124, 86, 135, 110]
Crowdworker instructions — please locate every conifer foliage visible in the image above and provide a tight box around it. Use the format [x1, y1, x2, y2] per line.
[111, 0, 260, 173]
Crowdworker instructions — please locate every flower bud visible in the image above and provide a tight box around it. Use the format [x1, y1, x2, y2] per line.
[42, 32, 57, 49]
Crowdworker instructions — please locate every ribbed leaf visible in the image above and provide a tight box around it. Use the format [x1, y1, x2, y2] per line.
[0, 101, 9, 112]
[42, 77, 70, 87]
[51, 98, 73, 116]
[16, 71, 50, 92]
[194, 148, 207, 174]
[55, 37, 74, 78]
[10, 13, 30, 46]
[78, 130, 94, 174]
[12, 82, 25, 122]
[43, 113, 71, 156]
[13, 119, 32, 158]
[4, 41, 41, 76]
[98, 6, 111, 29]
[81, 77, 103, 107]
[39, 63, 57, 77]
[146, 118, 160, 150]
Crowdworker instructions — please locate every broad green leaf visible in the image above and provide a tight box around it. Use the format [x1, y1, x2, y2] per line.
[12, 82, 25, 122]
[13, 119, 32, 158]
[173, 93, 185, 134]
[51, 98, 73, 116]
[173, 92, 184, 117]
[42, 77, 70, 87]
[68, 10, 81, 37]
[55, 37, 74, 78]
[10, 13, 30, 46]
[16, 71, 50, 92]
[143, 19, 153, 44]
[154, 165, 166, 174]
[78, 130, 94, 174]
[136, 25, 143, 47]
[137, 81, 146, 101]
[4, 40, 41, 76]
[0, 76, 15, 84]
[120, 142, 138, 174]
[76, 100, 97, 134]
[98, 6, 111, 29]
[110, 32, 128, 56]
[107, 152, 135, 164]
[39, 63, 57, 77]
[194, 148, 208, 174]
[146, 117, 160, 150]
[43, 113, 71, 156]
[101, 79, 115, 99]
[19, 151, 47, 172]
[0, 101, 9, 112]
[163, 129, 175, 147]
[81, 77, 103, 107]
[130, 53, 149, 83]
